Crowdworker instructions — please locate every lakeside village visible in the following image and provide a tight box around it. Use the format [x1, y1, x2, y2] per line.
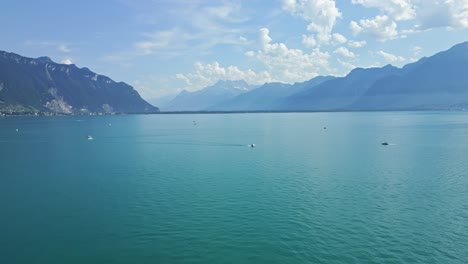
[0, 105, 121, 117]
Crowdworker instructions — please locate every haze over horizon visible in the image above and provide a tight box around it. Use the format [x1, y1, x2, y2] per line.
[1, 0, 467, 99]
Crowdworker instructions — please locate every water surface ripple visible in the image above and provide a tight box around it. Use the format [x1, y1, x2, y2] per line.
[1, 112, 467, 263]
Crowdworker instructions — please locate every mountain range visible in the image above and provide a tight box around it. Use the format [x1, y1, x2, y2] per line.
[207, 76, 335, 111]
[0, 51, 158, 114]
[163, 41, 468, 112]
[2, 41, 468, 114]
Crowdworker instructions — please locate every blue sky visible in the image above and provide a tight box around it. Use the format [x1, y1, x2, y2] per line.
[1, 0, 467, 99]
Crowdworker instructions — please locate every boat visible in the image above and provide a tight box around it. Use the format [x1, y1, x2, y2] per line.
[381, 142, 389, 146]
[87, 135, 94, 140]
[249, 144, 256, 148]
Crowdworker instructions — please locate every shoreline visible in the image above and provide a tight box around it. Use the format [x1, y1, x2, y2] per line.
[1, 108, 467, 117]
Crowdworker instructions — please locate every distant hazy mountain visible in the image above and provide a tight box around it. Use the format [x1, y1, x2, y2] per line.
[268, 41, 468, 111]
[209, 76, 335, 111]
[279, 65, 401, 110]
[0, 51, 158, 114]
[353, 41, 468, 110]
[147, 94, 177, 110]
[164, 80, 252, 111]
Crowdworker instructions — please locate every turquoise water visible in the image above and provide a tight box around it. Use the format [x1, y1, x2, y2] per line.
[1, 112, 468, 263]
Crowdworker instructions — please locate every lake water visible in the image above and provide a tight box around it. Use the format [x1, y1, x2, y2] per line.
[1, 112, 468, 263]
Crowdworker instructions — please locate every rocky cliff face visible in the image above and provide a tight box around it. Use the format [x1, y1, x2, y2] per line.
[0, 51, 158, 114]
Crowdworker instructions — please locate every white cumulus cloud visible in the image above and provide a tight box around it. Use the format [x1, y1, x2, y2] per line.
[417, 0, 468, 30]
[377, 50, 405, 62]
[348, 40, 367, 48]
[350, 15, 398, 41]
[176, 27, 334, 91]
[259, 28, 273, 48]
[175, 62, 274, 91]
[334, 47, 355, 58]
[351, 0, 468, 41]
[282, 0, 342, 45]
[351, 0, 416, 21]
[350, 21, 363, 35]
[253, 27, 331, 82]
[302, 34, 317, 47]
[332, 33, 347, 44]
[244, 51, 255, 57]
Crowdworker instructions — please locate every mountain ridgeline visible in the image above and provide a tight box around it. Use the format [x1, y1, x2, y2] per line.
[207, 76, 336, 111]
[0, 51, 158, 114]
[2, 41, 468, 114]
[163, 80, 254, 111]
[163, 41, 468, 112]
